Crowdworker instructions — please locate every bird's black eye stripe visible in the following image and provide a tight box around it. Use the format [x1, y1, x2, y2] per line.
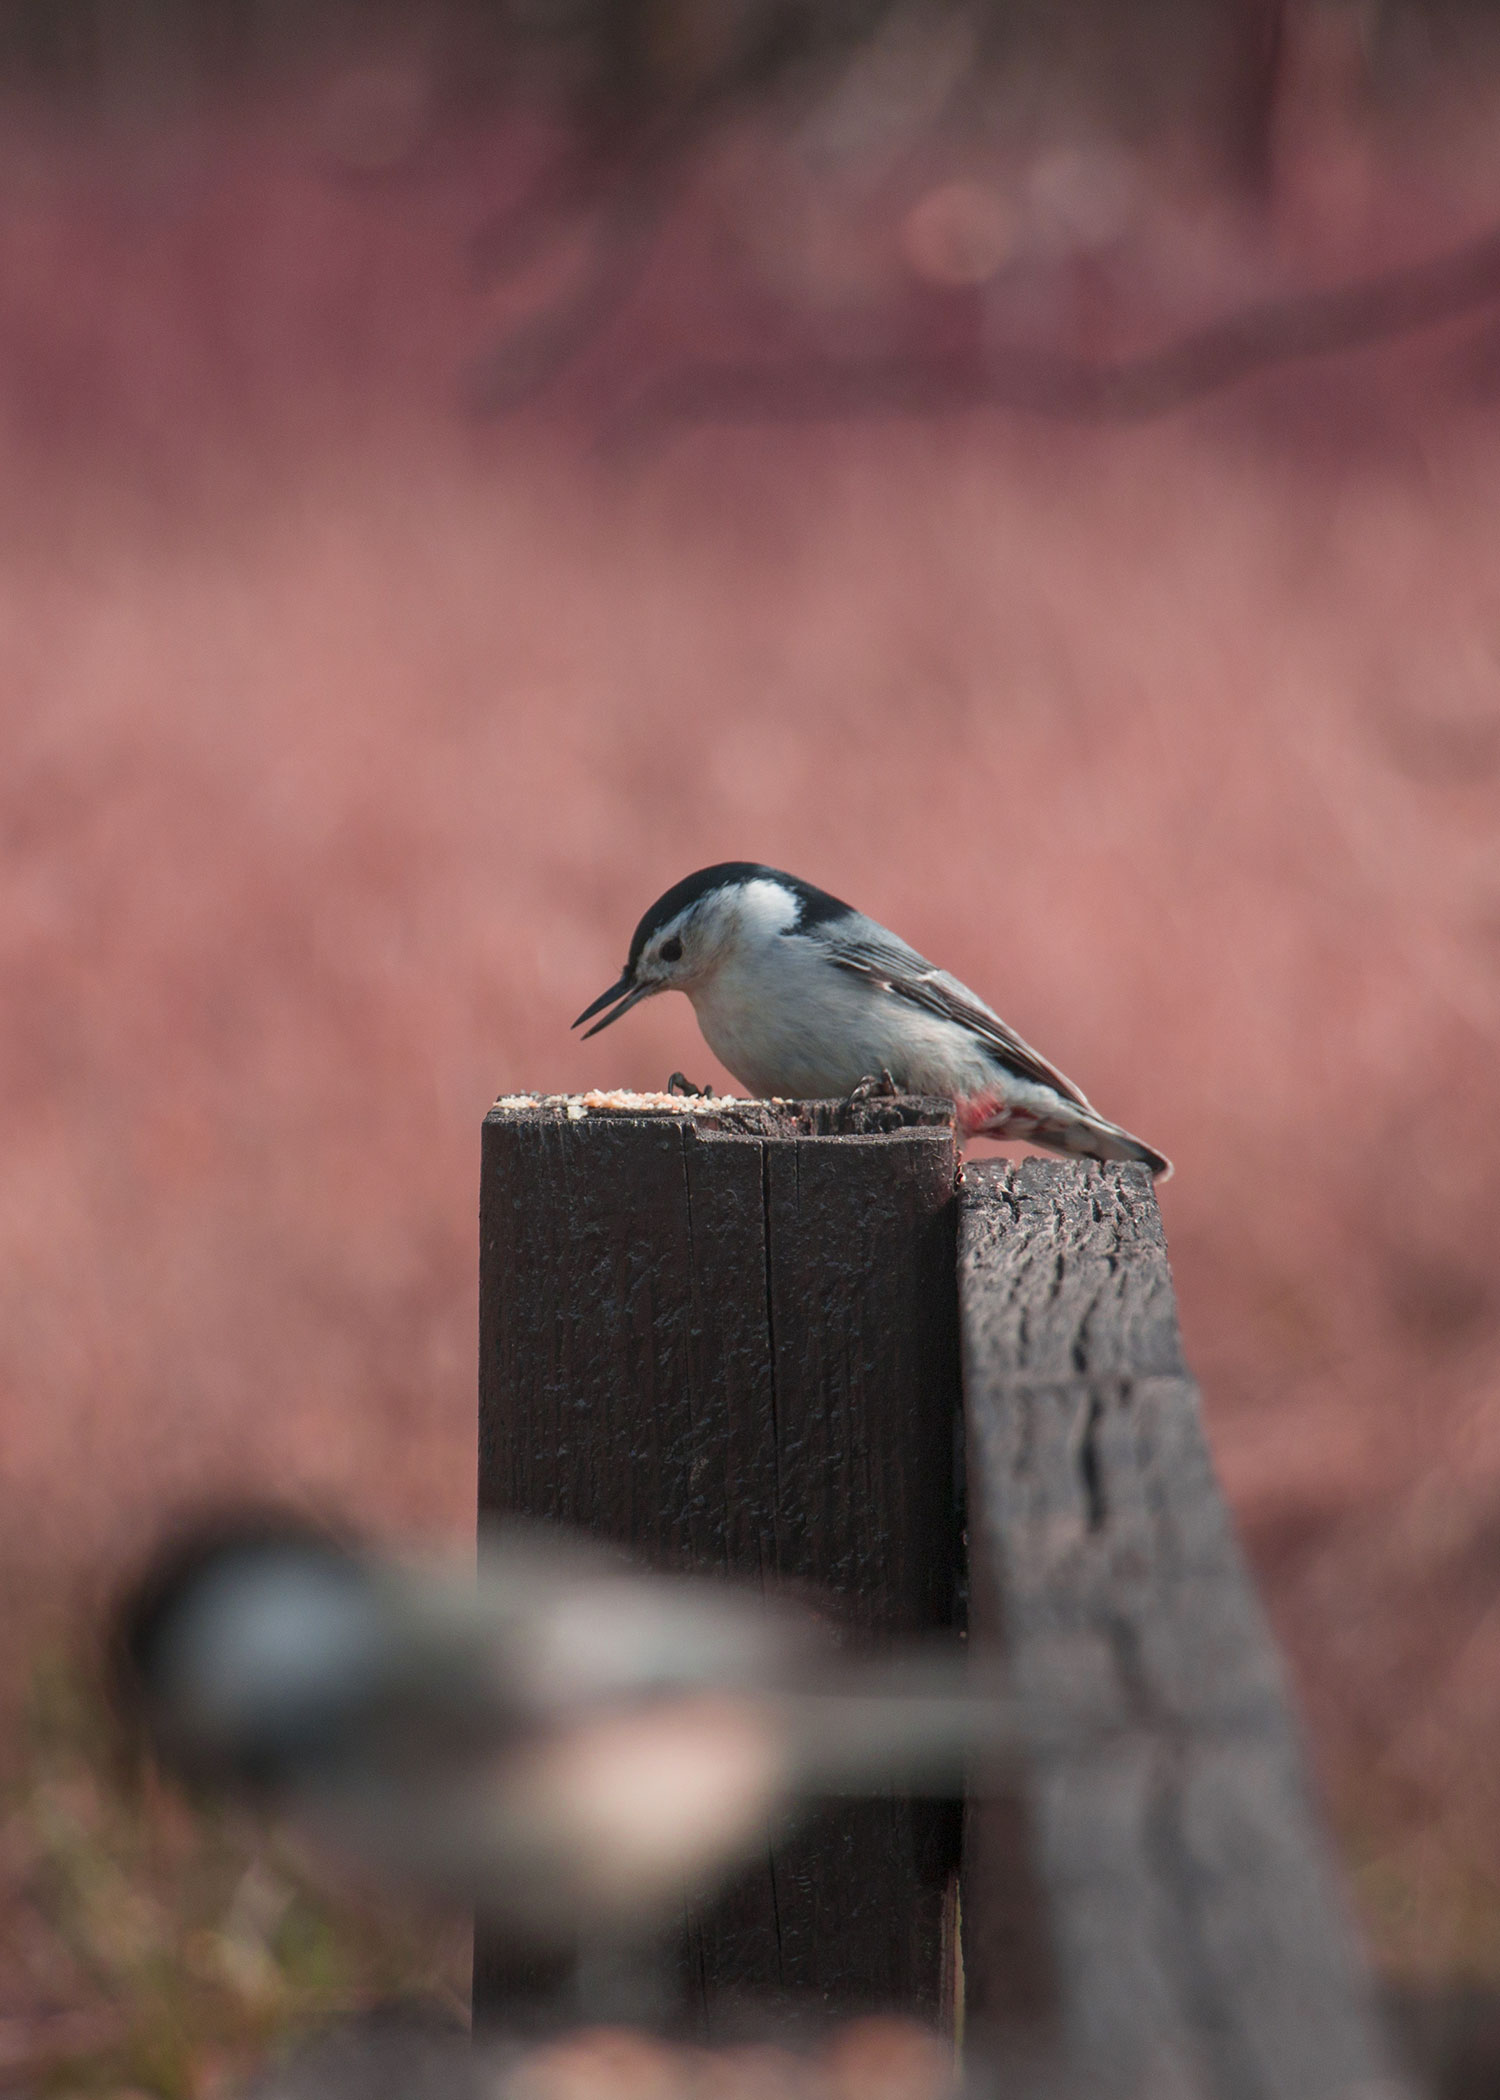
[660, 937, 682, 962]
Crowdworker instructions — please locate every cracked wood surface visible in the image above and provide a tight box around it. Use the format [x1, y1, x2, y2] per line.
[960, 1158, 1416, 2100]
[477, 1097, 963, 2026]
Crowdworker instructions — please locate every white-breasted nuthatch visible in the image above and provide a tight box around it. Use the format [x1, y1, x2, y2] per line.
[573, 863, 1170, 1177]
[111, 1514, 1025, 1940]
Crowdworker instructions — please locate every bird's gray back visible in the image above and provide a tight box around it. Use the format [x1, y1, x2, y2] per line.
[687, 908, 1065, 1104]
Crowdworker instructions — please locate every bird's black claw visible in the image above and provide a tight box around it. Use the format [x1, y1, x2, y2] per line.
[847, 1069, 900, 1106]
[667, 1071, 714, 1099]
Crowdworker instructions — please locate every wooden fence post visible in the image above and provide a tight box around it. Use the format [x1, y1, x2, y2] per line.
[958, 1158, 1417, 2100]
[476, 1094, 963, 2031]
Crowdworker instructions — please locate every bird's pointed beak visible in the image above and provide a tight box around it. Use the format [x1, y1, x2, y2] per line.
[572, 974, 652, 1039]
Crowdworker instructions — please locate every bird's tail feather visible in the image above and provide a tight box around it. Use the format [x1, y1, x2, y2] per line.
[974, 1103, 1172, 1180]
[1042, 1110, 1172, 1181]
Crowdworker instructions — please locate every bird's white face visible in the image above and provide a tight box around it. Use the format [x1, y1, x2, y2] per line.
[574, 877, 799, 1039]
[635, 879, 798, 995]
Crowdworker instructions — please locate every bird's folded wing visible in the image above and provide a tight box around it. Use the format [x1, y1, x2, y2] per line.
[826, 936, 1091, 1107]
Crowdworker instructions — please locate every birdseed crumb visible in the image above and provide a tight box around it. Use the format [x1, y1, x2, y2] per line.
[490, 1090, 753, 1116]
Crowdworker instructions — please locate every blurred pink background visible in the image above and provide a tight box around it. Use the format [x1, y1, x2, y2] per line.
[4, 0, 1500, 1994]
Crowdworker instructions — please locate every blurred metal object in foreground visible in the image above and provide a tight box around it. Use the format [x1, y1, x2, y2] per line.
[113, 1511, 1022, 1946]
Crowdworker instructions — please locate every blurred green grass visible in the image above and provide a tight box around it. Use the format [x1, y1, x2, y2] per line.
[1, 1659, 468, 2098]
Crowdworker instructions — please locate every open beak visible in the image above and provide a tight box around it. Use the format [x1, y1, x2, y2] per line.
[572, 975, 652, 1039]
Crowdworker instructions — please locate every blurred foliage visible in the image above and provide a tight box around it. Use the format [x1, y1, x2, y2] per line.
[0, 0, 1274, 114]
[0, 0, 1487, 165]
[0, 0, 903, 100]
[0, 1659, 467, 2098]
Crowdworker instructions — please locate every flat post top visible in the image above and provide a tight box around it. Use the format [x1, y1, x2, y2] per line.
[485, 1089, 956, 1137]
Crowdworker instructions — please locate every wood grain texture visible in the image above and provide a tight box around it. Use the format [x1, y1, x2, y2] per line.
[959, 1158, 1418, 2100]
[477, 1096, 963, 2029]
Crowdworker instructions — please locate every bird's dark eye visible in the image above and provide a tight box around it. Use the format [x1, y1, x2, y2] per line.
[660, 938, 683, 963]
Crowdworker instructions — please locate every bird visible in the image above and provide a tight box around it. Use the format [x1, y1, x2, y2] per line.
[573, 862, 1170, 1176]
[112, 1510, 1022, 1940]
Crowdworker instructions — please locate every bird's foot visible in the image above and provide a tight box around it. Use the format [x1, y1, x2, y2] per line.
[667, 1071, 714, 1099]
[846, 1068, 900, 1106]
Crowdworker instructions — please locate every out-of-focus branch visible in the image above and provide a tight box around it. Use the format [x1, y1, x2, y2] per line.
[465, 174, 678, 416]
[463, 0, 1498, 433]
[601, 216, 1500, 440]
[464, 1, 887, 413]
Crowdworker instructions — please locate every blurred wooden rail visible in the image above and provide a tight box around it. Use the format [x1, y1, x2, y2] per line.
[477, 1098, 1418, 2098]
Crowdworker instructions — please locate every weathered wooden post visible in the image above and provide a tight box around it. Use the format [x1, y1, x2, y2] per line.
[477, 1092, 964, 2029]
[958, 1159, 1417, 2100]
[477, 1099, 1424, 2094]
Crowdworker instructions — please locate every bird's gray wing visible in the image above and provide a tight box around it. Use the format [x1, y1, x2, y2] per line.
[825, 930, 1091, 1106]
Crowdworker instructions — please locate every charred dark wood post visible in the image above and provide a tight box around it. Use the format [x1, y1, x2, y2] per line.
[477, 1094, 963, 2031]
[959, 1159, 1416, 2100]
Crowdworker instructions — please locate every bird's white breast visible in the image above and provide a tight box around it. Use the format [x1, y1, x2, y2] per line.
[687, 914, 1001, 1103]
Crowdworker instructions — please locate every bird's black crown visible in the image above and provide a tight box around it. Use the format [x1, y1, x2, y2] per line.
[627, 863, 853, 967]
